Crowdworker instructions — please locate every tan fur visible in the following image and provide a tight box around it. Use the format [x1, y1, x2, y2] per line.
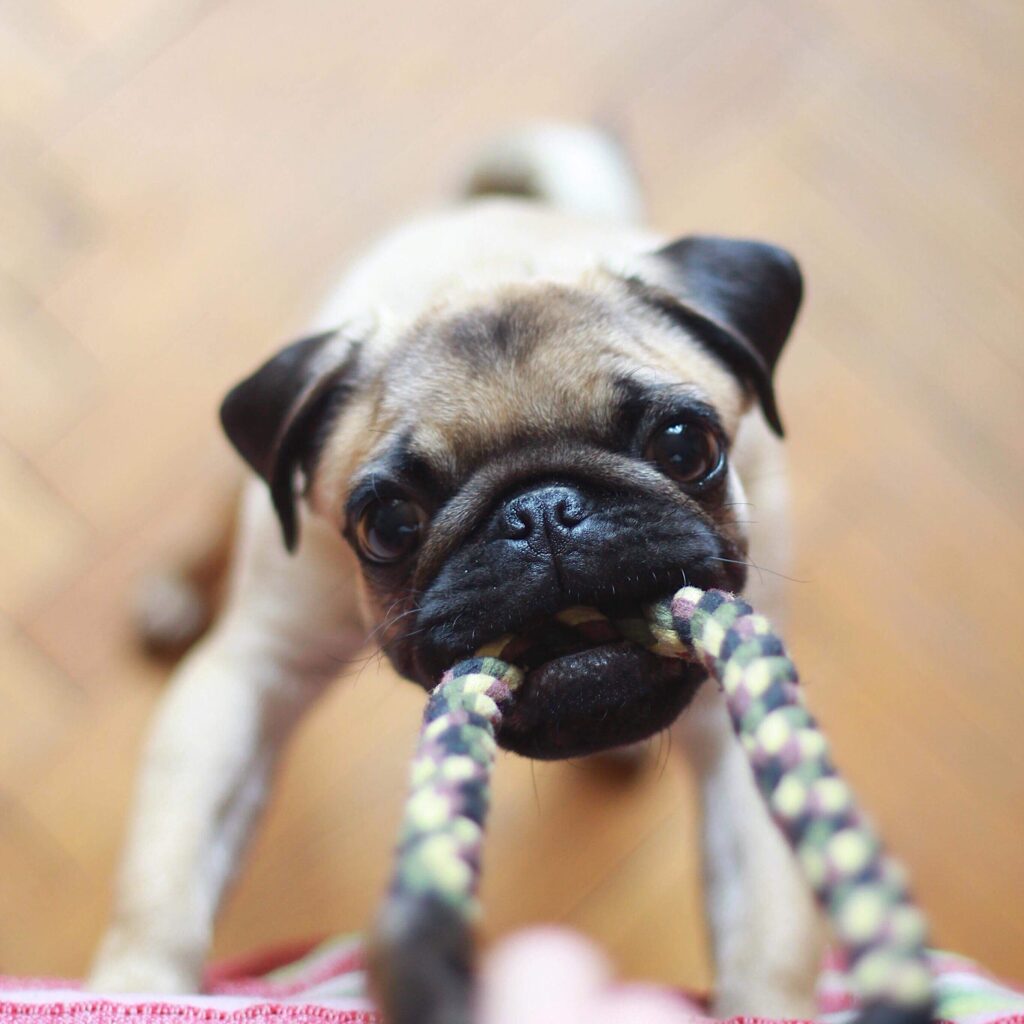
[92, 163, 821, 1010]
[311, 265, 746, 508]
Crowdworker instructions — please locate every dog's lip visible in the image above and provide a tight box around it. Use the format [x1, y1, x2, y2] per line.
[528, 637, 627, 680]
[513, 607, 676, 696]
[518, 637, 671, 695]
[495, 640, 702, 759]
[527, 638, 610, 671]
[501, 603, 649, 669]
[411, 597, 665, 684]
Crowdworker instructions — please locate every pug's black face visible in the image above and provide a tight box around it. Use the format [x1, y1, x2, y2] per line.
[410, 478, 746, 758]
[345, 385, 748, 759]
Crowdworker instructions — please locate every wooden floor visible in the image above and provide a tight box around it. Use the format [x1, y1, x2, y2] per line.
[1, 0, 1022, 991]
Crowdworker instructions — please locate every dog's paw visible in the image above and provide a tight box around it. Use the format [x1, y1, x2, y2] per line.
[712, 982, 817, 1020]
[88, 951, 199, 995]
[89, 929, 201, 995]
[133, 570, 210, 659]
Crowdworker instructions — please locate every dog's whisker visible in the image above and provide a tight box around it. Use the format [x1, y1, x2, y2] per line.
[656, 728, 672, 780]
[707, 555, 809, 585]
[366, 601, 423, 647]
[367, 611, 416, 647]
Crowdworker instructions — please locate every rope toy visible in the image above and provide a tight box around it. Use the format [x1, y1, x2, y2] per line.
[369, 587, 934, 1024]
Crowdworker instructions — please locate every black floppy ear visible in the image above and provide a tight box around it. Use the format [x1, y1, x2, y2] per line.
[648, 235, 803, 435]
[219, 330, 360, 551]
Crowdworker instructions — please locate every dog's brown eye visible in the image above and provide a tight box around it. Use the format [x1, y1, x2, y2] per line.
[355, 497, 426, 564]
[646, 420, 723, 489]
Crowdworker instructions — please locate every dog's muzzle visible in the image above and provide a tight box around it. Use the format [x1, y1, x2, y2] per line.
[399, 479, 745, 758]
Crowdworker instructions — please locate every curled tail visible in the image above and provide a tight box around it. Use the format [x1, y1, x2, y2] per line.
[462, 122, 644, 223]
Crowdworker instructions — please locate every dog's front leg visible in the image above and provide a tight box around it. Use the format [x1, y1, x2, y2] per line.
[674, 417, 823, 1016]
[90, 484, 366, 993]
[676, 683, 824, 1017]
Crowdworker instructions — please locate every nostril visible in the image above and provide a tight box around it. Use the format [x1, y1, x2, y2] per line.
[554, 497, 587, 528]
[498, 485, 591, 541]
[503, 504, 533, 540]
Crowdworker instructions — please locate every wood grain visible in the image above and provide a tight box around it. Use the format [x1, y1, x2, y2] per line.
[1, 0, 1021, 989]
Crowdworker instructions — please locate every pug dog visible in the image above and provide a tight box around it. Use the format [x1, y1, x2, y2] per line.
[90, 123, 822, 1014]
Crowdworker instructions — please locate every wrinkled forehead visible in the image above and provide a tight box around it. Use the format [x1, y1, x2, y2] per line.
[390, 292, 629, 467]
[385, 285, 740, 470]
[314, 282, 745, 511]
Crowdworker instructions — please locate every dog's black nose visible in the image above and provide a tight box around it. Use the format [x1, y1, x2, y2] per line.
[500, 484, 591, 544]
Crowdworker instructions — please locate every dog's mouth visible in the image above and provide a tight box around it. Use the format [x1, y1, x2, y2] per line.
[402, 553, 744, 760]
[475, 606, 705, 760]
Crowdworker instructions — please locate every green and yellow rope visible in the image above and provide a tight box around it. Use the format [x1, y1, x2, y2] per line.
[371, 586, 934, 1024]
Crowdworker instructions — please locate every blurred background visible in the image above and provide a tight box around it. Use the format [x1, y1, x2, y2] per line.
[1, 0, 1022, 990]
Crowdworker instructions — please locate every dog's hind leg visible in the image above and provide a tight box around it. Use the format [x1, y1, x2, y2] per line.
[133, 487, 240, 659]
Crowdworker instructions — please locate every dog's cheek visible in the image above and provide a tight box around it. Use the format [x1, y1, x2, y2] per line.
[355, 573, 417, 671]
[711, 467, 752, 553]
[354, 574, 382, 637]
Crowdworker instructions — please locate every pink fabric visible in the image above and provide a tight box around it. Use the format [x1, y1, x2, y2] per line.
[0, 1004, 376, 1024]
[2, 940, 1022, 1024]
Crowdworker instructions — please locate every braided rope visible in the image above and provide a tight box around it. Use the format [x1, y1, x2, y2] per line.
[388, 656, 522, 920]
[374, 586, 934, 1024]
[669, 588, 932, 1016]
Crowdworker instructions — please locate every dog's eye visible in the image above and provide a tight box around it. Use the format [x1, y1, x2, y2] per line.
[645, 419, 724, 490]
[355, 497, 426, 564]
